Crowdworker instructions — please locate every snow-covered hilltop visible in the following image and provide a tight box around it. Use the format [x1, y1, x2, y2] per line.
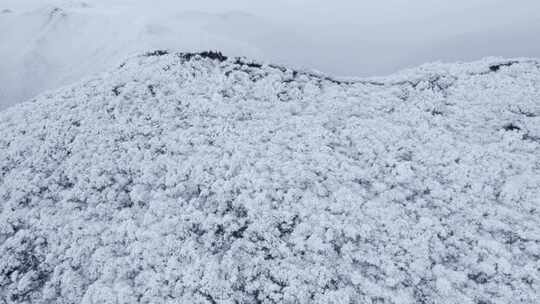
[3, 0, 540, 111]
[0, 3, 268, 110]
[1, 52, 539, 303]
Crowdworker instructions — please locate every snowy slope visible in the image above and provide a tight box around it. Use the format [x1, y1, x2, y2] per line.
[2, 0, 540, 111]
[0, 3, 270, 110]
[1, 52, 540, 303]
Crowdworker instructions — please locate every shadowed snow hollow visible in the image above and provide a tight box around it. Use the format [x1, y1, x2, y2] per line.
[0, 52, 540, 303]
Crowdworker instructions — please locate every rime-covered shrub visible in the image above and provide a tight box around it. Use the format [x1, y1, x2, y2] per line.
[1, 53, 539, 303]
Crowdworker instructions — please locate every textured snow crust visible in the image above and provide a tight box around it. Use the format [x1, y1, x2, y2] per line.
[1, 52, 540, 303]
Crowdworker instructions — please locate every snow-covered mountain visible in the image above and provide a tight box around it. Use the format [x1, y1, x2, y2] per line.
[0, 3, 276, 110]
[1, 51, 539, 303]
[2, 0, 539, 111]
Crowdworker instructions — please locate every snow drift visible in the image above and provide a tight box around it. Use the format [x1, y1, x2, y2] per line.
[1, 52, 539, 303]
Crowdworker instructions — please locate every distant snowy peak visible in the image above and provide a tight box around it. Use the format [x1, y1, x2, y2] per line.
[0, 5, 271, 110]
[1, 52, 539, 303]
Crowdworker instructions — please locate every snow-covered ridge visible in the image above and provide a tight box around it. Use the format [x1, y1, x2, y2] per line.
[1, 52, 539, 303]
[0, 5, 267, 110]
[3, 0, 540, 111]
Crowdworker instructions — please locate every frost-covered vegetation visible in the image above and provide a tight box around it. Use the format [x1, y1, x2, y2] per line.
[2, 0, 540, 110]
[0, 52, 539, 303]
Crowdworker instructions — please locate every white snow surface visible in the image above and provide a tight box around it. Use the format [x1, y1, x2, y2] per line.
[2, 0, 540, 111]
[1, 52, 540, 303]
[0, 2, 266, 110]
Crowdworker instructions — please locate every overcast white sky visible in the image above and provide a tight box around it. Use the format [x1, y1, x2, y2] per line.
[1, 0, 539, 108]
[179, 0, 540, 75]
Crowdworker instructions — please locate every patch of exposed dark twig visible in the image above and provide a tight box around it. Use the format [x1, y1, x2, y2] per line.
[144, 50, 169, 57]
[523, 133, 540, 142]
[489, 61, 519, 72]
[502, 123, 521, 132]
[466, 61, 523, 76]
[147, 85, 156, 97]
[509, 107, 537, 118]
[112, 84, 124, 96]
[180, 51, 228, 62]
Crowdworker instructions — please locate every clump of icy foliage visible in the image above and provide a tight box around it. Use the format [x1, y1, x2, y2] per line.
[1, 51, 539, 304]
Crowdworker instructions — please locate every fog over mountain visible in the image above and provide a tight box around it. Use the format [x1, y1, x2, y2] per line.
[1, 0, 539, 109]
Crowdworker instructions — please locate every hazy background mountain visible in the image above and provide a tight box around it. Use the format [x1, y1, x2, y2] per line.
[1, 0, 539, 109]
